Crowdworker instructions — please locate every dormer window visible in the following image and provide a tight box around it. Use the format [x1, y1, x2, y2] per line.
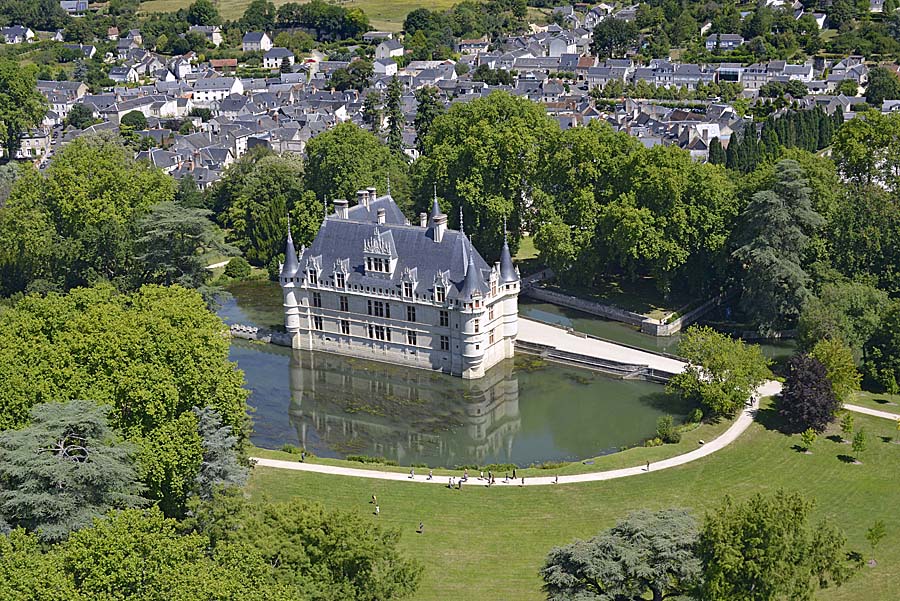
[335, 273, 345, 288]
[403, 282, 413, 297]
[308, 270, 318, 285]
[435, 286, 445, 303]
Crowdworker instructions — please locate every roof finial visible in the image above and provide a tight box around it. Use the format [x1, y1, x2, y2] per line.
[386, 173, 391, 196]
[503, 215, 508, 242]
[433, 183, 437, 203]
[459, 206, 464, 235]
[323, 195, 328, 221]
[287, 213, 292, 239]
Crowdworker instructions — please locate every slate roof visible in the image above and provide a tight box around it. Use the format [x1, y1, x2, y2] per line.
[289, 195, 493, 300]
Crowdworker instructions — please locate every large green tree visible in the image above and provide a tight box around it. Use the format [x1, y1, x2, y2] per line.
[385, 75, 404, 153]
[0, 401, 146, 543]
[698, 490, 857, 600]
[541, 508, 701, 601]
[668, 326, 772, 417]
[779, 354, 841, 433]
[0, 60, 47, 160]
[863, 302, 900, 394]
[0, 529, 75, 599]
[185, 492, 424, 600]
[864, 66, 900, 107]
[0, 284, 248, 516]
[796, 281, 890, 353]
[304, 121, 410, 211]
[415, 91, 560, 258]
[413, 86, 444, 152]
[0, 132, 175, 295]
[732, 159, 823, 333]
[590, 18, 639, 58]
[187, 0, 220, 25]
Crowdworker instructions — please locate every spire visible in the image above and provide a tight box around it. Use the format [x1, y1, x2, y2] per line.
[428, 185, 441, 225]
[499, 216, 517, 284]
[386, 174, 391, 196]
[459, 240, 484, 300]
[282, 215, 299, 277]
[459, 206, 464, 236]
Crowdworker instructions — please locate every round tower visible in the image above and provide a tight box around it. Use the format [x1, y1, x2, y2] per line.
[280, 223, 302, 347]
[498, 235, 520, 358]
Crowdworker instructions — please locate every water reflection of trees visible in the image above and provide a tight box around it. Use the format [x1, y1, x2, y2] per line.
[288, 351, 521, 467]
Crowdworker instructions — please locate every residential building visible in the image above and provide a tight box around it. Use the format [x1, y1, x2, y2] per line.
[242, 31, 272, 52]
[1, 26, 34, 44]
[705, 33, 744, 51]
[59, 0, 88, 16]
[375, 39, 404, 60]
[280, 190, 520, 379]
[263, 47, 295, 70]
[189, 25, 223, 47]
[374, 58, 398, 77]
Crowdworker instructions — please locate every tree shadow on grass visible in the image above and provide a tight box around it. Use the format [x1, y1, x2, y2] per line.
[837, 454, 858, 464]
[826, 435, 844, 443]
[791, 444, 810, 453]
[880, 436, 893, 444]
[754, 404, 795, 435]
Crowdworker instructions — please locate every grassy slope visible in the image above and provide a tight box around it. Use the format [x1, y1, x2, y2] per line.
[139, 0, 464, 31]
[247, 405, 900, 601]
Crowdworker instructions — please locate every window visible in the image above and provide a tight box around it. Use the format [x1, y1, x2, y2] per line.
[386, 327, 391, 342]
[440, 310, 449, 327]
[341, 319, 350, 335]
[313, 316, 323, 330]
[308, 270, 317, 285]
[369, 325, 387, 341]
[435, 286, 445, 303]
[474, 318, 480, 334]
[489, 306, 495, 321]
[403, 282, 413, 297]
[312, 292, 321, 308]
[407, 306, 416, 322]
[489, 330, 495, 344]
[367, 299, 372, 315]
[336, 273, 345, 288]
[440, 335, 449, 351]
[385, 303, 390, 319]
[366, 258, 372, 271]
[340, 296, 348, 312]
[407, 330, 417, 346]
[368, 301, 385, 317]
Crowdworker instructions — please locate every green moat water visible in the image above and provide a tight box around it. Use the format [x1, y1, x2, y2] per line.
[220, 281, 791, 467]
[220, 281, 687, 467]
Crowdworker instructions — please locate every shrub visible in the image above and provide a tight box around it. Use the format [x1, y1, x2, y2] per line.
[656, 415, 681, 444]
[280, 444, 301, 454]
[532, 460, 568, 470]
[645, 437, 664, 447]
[688, 408, 703, 423]
[345, 454, 398, 466]
[224, 257, 251, 279]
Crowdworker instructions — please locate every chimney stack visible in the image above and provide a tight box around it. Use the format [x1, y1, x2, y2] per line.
[357, 189, 369, 208]
[367, 186, 377, 203]
[377, 207, 386, 224]
[334, 198, 348, 219]
[419, 212, 427, 227]
[433, 214, 447, 243]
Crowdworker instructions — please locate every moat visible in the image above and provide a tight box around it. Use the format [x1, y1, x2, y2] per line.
[220, 280, 691, 467]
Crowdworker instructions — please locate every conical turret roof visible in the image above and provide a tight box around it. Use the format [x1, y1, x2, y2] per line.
[459, 242, 486, 300]
[281, 221, 299, 277]
[499, 238, 517, 283]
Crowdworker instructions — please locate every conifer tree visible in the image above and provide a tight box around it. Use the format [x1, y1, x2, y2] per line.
[708, 137, 726, 165]
[385, 75, 404, 153]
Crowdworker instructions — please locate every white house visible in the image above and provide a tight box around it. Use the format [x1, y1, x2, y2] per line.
[189, 25, 223, 48]
[109, 65, 139, 84]
[191, 77, 244, 103]
[263, 47, 295, 70]
[0, 26, 34, 44]
[375, 39, 404, 60]
[705, 33, 744, 51]
[242, 31, 272, 52]
[373, 58, 398, 77]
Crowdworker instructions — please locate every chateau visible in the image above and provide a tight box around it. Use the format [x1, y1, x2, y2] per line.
[280, 187, 520, 379]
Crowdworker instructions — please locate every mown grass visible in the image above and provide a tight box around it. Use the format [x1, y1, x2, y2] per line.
[850, 390, 900, 414]
[139, 0, 466, 31]
[246, 403, 900, 601]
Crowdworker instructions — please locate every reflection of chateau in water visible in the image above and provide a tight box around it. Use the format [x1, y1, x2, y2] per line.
[288, 350, 521, 466]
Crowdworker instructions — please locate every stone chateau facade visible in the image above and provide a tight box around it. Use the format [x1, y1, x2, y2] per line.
[280, 187, 520, 379]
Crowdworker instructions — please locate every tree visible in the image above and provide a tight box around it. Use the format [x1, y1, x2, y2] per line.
[0, 529, 76, 599]
[304, 122, 410, 210]
[0, 132, 175, 295]
[708, 136, 727, 164]
[840, 412, 854, 442]
[590, 18, 638, 58]
[120, 110, 148, 130]
[0, 285, 249, 516]
[797, 281, 890, 353]
[61, 507, 292, 600]
[64, 103, 95, 130]
[186, 493, 424, 600]
[187, 0, 220, 26]
[330, 60, 372, 91]
[800, 427, 817, 452]
[668, 326, 772, 418]
[809, 338, 860, 404]
[852, 429, 867, 460]
[863, 302, 900, 394]
[136, 201, 234, 290]
[385, 75, 404, 153]
[361, 91, 382, 132]
[415, 91, 560, 258]
[865, 66, 900, 107]
[732, 159, 824, 333]
[866, 521, 886, 563]
[413, 86, 444, 152]
[0, 401, 146, 543]
[779, 354, 841, 433]
[193, 406, 248, 501]
[837, 79, 859, 96]
[223, 256, 251, 279]
[542, 508, 701, 601]
[0, 60, 47, 160]
[241, 0, 276, 30]
[698, 490, 857, 601]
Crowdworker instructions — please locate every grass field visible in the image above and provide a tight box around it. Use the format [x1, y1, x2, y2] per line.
[139, 0, 465, 31]
[247, 403, 900, 600]
[851, 390, 900, 414]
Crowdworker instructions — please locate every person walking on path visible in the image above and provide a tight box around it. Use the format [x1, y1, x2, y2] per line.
[554, 474, 558, 484]
[479, 470, 484, 480]
[520, 477, 525, 487]
[512, 468, 517, 480]
[374, 505, 380, 516]
[371, 494, 377, 505]
[504, 472, 509, 483]
[646, 461, 650, 472]
[463, 468, 469, 481]
[448, 477, 454, 489]
[427, 469, 433, 480]
[409, 468, 415, 479]
[458, 479, 463, 490]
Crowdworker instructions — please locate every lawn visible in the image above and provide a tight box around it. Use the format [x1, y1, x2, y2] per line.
[139, 0, 466, 31]
[850, 390, 900, 414]
[246, 404, 900, 601]
[550, 275, 696, 321]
